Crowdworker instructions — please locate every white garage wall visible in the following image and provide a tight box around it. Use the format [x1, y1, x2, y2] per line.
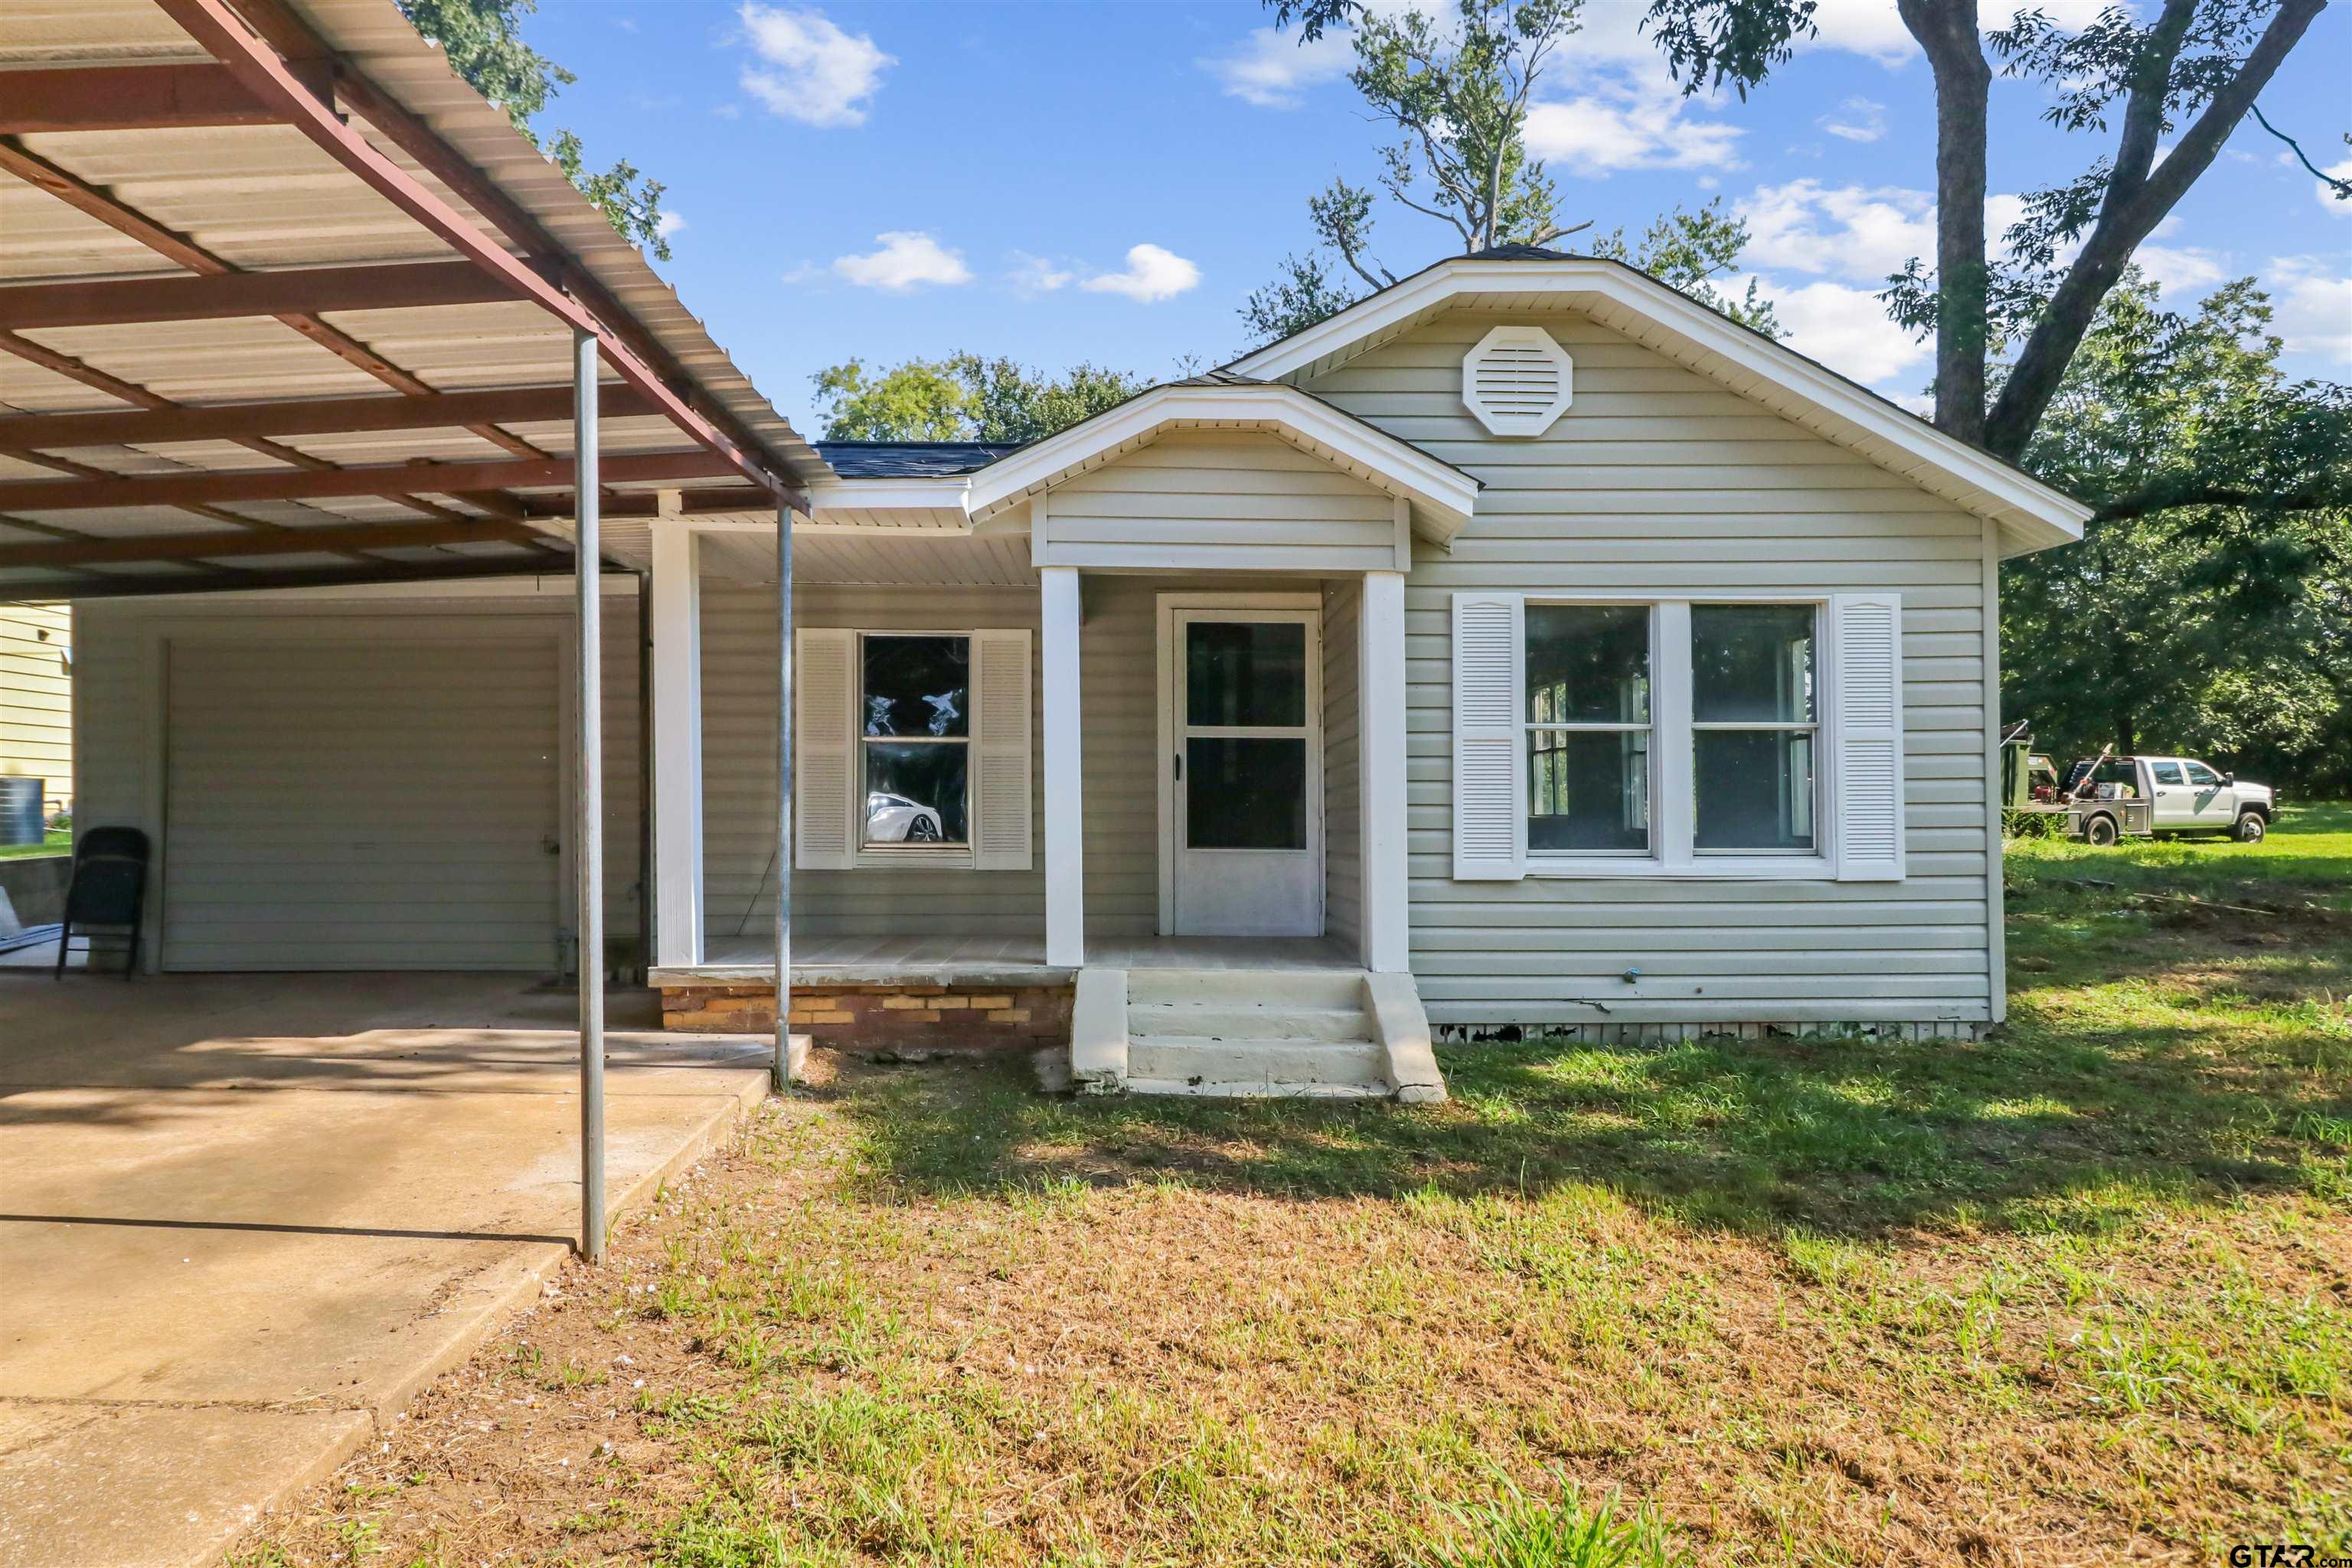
[74, 581, 642, 969]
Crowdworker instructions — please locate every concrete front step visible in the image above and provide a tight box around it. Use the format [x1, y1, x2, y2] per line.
[1126, 1037, 1387, 1089]
[1128, 1003, 1370, 1044]
[1125, 968, 1364, 1010]
[1124, 1076, 1392, 1099]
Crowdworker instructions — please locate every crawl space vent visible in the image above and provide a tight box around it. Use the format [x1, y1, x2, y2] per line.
[1462, 325, 1573, 437]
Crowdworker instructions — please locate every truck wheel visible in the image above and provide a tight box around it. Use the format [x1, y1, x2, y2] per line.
[2083, 814, 2120, 847]
[2233, 809, 2266, 844]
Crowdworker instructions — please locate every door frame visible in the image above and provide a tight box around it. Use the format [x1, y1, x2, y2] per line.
[1154, 590, 1325, 936]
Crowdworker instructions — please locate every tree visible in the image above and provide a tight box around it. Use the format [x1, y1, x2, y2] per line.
[812, 355, 1150, 443]
[1999, 274, 2352, 782]
[1243, 0, 1779, 345]
[396, 0, 671, 259]
[1636, 0, 2341, 459]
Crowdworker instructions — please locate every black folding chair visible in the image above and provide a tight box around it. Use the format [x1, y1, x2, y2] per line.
[54, 826, 150, 980]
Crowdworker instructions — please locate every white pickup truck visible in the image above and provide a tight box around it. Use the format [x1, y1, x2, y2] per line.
[2066, 755, 2277, 844]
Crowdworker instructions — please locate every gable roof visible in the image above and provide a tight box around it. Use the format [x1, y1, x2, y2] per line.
[962, 377, 1481, 541]
[1223, 252, 2090, 557]
[815, 442, 1024, 479]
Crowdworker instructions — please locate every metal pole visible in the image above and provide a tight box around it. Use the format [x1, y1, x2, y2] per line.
[773, 496, 794, 1089]
[573, 328, 606, 1262]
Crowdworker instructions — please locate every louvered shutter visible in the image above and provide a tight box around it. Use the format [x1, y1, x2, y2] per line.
[1452, 592, 1525, 880]
[972, 629, 1034, 871]
[1831, 593, 1905, 882]
[793, 628, 856, 870]
[1461, 326, 1574, 437]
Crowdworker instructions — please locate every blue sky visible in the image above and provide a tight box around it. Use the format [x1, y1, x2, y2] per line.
[521, 0, 2351, 436]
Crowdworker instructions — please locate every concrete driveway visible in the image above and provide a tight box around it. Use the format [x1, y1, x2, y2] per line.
[0, 972, 772, 1568]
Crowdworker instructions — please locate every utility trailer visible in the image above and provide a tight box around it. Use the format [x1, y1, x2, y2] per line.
[2001, 728, 2151, 844]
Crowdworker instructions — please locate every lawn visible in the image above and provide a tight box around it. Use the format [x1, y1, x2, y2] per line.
[237, 807, 2350, 1567]
[0, 825, 69, 861]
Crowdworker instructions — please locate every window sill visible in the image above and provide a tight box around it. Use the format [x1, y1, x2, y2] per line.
[852, 848, 976, 871]
[1527, 855, 1837, 881]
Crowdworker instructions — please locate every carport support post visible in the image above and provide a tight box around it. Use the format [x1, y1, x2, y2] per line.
[573, 327, 607, 1263]
[774, 497, 797, 1089]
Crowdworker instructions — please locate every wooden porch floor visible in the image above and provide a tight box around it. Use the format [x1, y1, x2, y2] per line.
[652, 933, 1360, 987]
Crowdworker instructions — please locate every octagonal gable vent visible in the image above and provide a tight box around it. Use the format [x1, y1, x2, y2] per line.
[1462, 325, 1573, 437]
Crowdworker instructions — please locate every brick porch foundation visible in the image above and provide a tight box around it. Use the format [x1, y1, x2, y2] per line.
[660, 982, 1073, 1051]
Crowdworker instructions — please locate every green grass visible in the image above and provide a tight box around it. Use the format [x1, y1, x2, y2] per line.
[241, 803, 2352, 1567]
[0, 825, 69, 861]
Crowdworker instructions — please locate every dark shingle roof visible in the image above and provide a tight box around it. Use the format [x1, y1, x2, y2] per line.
[814, 441, 1027, 479]
[1464, 243, 1578, 263]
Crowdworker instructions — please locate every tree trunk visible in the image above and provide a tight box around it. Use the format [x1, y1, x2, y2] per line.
[1897, 0, 1991, 446]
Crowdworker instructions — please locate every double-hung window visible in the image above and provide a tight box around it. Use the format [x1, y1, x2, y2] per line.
[1690, 604, 1818, 854]
[1454, 591, 1903, 882]
[860, 634, 969, 850]
[1524, 604, 1651, 854]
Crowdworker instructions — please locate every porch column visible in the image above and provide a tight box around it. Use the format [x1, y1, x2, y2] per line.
[572, 327, 607, 1263]
[648, 524, 704, 969]
[1040, 565, 1084, 967]
[1359, 570, 1410, 973]
[774, 497, 800, 1087]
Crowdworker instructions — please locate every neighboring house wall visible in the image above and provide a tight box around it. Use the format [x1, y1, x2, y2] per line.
[1037, 430, 1401, 573]
[1298, 308, 1995, 1028]
[701, 582, 1045, 942]
[74, 588, 643, 967]
[2, 603, 72, 818]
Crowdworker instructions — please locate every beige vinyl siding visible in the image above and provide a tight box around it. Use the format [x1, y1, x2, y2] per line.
[1301, 309, 1995, 1027]
[73, 589, 642, 969]
[1040, 430, 1401, 573]
[700, 583, 1044, 942]
[1322, 578, 1362, 953]
[2, 603, 72, 815]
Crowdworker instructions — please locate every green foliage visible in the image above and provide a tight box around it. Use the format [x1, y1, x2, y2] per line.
[812, 354, 1150, 444]
[1420, 1473, 1691, 1567]
[1588, 198, 1779, 335]
[2001, 273, 2352, 788]
[1246, 2, 1777, 345]
[396, 0, 670, 259]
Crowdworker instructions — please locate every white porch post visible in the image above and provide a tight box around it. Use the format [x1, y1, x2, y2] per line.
[1040, 565, 1084, 968]
[648, 524, 704, 969]
[571, 328, 606, 1263]
[774, 498, 799, 1087]
[1358, 570, 1410, 973]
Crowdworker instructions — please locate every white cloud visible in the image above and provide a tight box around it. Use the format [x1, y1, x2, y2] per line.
[1523, 70, 1744, 175]
[1008, 253, 1076, 296]
[1740, 181, 1934, 279]
[1759, 277, 1933, 385]
[655, 211, 687, 240]
[2319, 155, 2352, 214]
[2132, 244, 2227, 296]
[1818, 96, 1886, 143]
[739, 5, 893, 128]
[831, 231, 971, 291]
[2269, 255, 2352, 363]
[1202, 25, 1353, 107]
[1080, 243, 1202, 302]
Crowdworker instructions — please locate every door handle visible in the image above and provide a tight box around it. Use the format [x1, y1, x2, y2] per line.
[1173, 753, 1182, 782]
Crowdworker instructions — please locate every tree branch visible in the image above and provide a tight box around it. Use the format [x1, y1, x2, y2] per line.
[1986, 0, 2328, 456]
[2088, 475, 2352, 524]
[2251, 101, 2352, 198]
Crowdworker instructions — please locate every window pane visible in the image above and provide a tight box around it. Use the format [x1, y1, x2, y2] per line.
[1186, 622, 1305, 727]
[2151, 761, 2185, 785]
[864, 742, 969, 844]
[2184, 761, 2220, 786]
[1528, 729, 1650, 852]
[1525, 604, 1649, 724]
[1694, 730, 1815, 851]
[863, 635, 969, 737]
[1691, 604, 1815, 724]
[1186, 737, 1306, 849]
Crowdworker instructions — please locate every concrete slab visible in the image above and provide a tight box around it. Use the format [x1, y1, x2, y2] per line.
[0, 972, 774, 1568]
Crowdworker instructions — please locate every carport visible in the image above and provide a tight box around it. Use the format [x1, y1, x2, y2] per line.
[0, 0, 820, 1259]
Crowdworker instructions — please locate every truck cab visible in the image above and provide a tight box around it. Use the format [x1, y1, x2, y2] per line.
[2140, 756, 2275, 840]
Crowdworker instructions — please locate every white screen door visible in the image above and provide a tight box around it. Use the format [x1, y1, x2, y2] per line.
[1162, 606, 1323, 936]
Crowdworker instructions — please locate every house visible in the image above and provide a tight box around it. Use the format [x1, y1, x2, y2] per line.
[1, 603, 72, 829]
[53, 244, 2088, 1098]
